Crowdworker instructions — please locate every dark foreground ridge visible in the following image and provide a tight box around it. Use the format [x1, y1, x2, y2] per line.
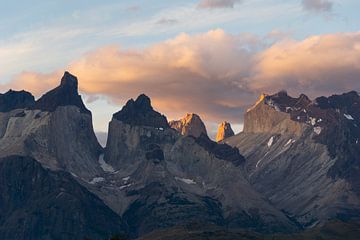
[0, 155, 126, 240]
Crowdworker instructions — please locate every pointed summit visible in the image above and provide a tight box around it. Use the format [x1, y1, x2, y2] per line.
[60, 71, 78, 90]
[216, 121, 235, 142]
[113, 94, 169, 128]
[0, 90, 35, 112]
[34, 72, 90, 114]
[169, 113, 207, 137]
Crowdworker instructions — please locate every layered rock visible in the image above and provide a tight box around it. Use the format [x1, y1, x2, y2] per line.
[0, 155, 126, 240]
[226, 90, 360, 228]
[169, 113, 207, 137]
[216, 121, 235, 142]
[0, 72, 102, 178]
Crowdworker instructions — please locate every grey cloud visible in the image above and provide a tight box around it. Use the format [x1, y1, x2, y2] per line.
[301, 0, 333, 13]
[197, 0, 243, 9]
[5, 30, 360, 130]
[156, 18, 178, 25]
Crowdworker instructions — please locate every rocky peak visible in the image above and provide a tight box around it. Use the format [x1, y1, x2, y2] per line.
[113, 94, 169, 128]
[216, 121, 235, 142]
[244, 90, 360, 192]
[0, 90, 35, 112]
[34, 71, 90, 114]
[169, 113, 207, 138]
[60, 71, 78, 91]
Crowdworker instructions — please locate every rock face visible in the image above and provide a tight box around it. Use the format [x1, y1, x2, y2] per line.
[113, 94, 169, 128]
[3, 71, 359, 239]
[101, 94, 297, 238]
[34, 71, 90, 114]
[0, 72, 102, 179]
[216, 121, 235, 142]
[169, 113, 207, 137]
[226, 90, 360, 228]
[0, 155, 126, 240]
[0, 90, 35, 112]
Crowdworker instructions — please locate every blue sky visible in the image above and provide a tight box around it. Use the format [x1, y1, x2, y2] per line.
[1, 0, 360, 138]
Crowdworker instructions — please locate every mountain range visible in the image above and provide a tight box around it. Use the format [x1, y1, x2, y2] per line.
[0, 72, 359, 240]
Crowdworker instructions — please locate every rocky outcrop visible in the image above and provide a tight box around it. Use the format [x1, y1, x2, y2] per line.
[169, 113, 207, 137]
[216, 121, 235, 142]
[113, 94, 169, 128]
[226, 90, 360, 228]
[0, 90, 35, 112]
[0, 155, 126, 240]
[34, 71, 90, 114]
[0, 72, 102, 178]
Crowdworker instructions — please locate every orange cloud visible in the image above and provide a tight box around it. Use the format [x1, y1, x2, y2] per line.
[3, 30, 360, 128]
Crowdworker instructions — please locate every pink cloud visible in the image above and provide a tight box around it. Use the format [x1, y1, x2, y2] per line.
[4, 30, 360, 127]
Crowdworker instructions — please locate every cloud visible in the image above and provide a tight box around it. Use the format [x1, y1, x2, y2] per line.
[301, 0, 333, 13]
[250, 32, 360, 97]
[4, 30, 360, 130]
[197, 0, 243, 9]
[156, 18, 178, 25]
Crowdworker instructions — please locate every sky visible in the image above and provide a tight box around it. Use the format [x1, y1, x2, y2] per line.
[1, 0, 360, 140]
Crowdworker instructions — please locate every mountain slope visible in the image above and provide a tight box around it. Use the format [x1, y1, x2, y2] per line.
[96, 93, 298, 238]
[226, 91, 360, 227]
[0, 155, 126, 240]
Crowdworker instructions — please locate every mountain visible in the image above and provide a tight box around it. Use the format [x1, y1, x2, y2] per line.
[169, 113, 207, 137]
[0, 155, 126, 240]
[0, 71, 102, 179]
[101, 93, 297, 237]
[1, 71, 359, 239]
[226, 90, 360, 228]
[216, 121, 235, 142]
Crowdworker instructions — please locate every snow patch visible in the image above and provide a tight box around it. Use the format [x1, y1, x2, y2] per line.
[122, 176, 130, 182]
[310, 117, 316, 126]
[267, 136, 274, 147]
[89, 177, 105, 184]
[313, 127, 322, 135]
[119, 183, 132, 190]
[98, 154, 115, 173]
[175, 177, 196, 185]
[255, 159, 263, 168]
[344, 114, 354, 120]
[284, 139, 296, 147]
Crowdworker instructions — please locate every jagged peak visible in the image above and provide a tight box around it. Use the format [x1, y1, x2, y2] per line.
[169, 113, 207, 137]
[113, 94, 169, 128]
[0, 89, 35, 112]
[216, 121, 235, 142]
[246, 93, 267, 113]
[315, 91, 360, 110]
[33, 71, 90, 114]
